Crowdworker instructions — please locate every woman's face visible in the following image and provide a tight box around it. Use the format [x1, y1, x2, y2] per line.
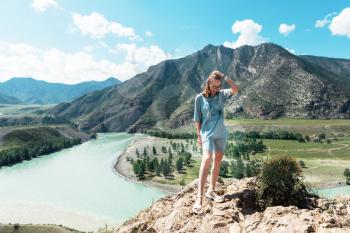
[209, 79, 221, 96]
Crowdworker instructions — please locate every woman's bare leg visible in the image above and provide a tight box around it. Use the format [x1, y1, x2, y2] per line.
[208, 150, 224, 192]
[196, 150, 212, 197]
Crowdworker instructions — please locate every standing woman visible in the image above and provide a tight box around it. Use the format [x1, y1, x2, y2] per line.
[192, 70, 239, 214]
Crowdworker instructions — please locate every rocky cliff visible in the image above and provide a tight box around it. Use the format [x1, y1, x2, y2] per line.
[116, 178, 350, 233]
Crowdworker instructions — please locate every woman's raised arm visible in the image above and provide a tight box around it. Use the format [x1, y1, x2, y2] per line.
[224, 76, 239, 96]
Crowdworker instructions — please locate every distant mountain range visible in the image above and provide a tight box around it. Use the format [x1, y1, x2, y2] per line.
[0, 93, 21, 104]
[48, 43, 350, 133]
[0, 77, 121, 104]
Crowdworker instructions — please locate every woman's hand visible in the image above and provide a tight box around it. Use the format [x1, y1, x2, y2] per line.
[223, 75, 239, 94]
[217, 71, 225, 79]
[217, 72, 230, 81]
[197, 135, 202, 147]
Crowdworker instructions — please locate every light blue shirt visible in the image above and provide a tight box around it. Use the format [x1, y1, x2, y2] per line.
[193, 89, 235, 141]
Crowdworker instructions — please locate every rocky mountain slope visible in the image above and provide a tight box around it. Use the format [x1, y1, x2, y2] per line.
[48, 43, 350, 133]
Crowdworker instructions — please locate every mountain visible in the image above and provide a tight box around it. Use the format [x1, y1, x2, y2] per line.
[0, 93, 21, 104]
[0, 77, 121, 104]
[48, 43, 350, 133]
[300, 55, 350, 80]
[115, 178, 350, 233]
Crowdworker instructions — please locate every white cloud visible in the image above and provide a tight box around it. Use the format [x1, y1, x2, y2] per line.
[30, 0, 58, 12]
[315, 12, 337, 28]
[0, 42, 135, 83]
[329, 8, 350, 38]
[145, 31, 153, 37]
[0, 41, 174, 84]
[116, 43, 172, 68]
[223, 19, 266, 49]
[279, 23, 296, 36]
[72, 12, 139, 40]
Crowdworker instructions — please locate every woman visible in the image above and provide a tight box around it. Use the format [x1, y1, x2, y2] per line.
[192, 70, 239, 214]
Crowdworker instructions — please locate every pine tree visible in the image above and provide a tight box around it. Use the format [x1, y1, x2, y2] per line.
[169, 148, 172, 157]
[148, 158, 154, 171]
[133, 160, 145, 179]
[162, 160, 171, 177]
[152, 145, 157, 155]
[176, 157, 183, 172]
[183, 152, 192, 165]
[153, 157, 160, 176]
[168, 154, 173, 165]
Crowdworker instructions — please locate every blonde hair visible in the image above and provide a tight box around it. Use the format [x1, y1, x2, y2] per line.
[202, 70, 223, 97]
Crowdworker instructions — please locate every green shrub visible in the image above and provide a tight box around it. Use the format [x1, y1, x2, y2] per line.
[256, 155, 310, 209]
[219, 160, 229, 177]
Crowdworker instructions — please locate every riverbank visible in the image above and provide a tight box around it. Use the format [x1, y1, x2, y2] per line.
[113, 133, 183, 194]
[0, 125, 91, 168]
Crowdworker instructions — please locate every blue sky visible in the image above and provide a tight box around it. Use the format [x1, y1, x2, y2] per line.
[0, 0, 349, 84]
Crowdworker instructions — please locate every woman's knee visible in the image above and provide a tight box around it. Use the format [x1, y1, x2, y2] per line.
[202, 151, 212, 163]
[214, 151, 224, 162]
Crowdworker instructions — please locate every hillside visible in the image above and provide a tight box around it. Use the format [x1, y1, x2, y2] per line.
[0, 93, 21, 104]
[0, 125, 91, 167]
[48, 43, 350, 133]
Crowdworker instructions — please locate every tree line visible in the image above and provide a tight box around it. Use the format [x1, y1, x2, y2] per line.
[145, 130, 197, 139]
[0, 127, 82, 168]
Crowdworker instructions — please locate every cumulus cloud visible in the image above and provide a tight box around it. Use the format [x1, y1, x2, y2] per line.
[329, 8, 350, 38]
[145, 31, 153, 37]
[116, 43, 172, 68]
[0, 42, 129, 83]
[223, 19, 266, 49]
[279, 23, 296, 36]
[30, 0, 58, 12]
[72, 12, 139, 40]
[315, 12, 337, 28]
[0, 41, 173, 83]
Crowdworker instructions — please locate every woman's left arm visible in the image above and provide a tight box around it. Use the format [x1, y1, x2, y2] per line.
[223, 76, 239, 96]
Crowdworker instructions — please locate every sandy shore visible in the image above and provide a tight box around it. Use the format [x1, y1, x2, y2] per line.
[113, 133, 183, 195]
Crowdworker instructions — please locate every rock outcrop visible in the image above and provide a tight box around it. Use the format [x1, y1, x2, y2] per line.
[116, 178, 350, 233]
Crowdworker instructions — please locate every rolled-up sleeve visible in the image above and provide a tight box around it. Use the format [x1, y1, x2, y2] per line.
[193, 95, 202, 122]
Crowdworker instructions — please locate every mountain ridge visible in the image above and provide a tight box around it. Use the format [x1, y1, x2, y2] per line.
[47, 43, 350, 133]
[0, 77, 121, 104]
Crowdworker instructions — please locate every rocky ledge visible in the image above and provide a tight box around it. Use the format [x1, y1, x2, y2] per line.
[116, 177, 350, 233]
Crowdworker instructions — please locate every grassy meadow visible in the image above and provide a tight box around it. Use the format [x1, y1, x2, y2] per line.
[145, 118, 350, 188]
